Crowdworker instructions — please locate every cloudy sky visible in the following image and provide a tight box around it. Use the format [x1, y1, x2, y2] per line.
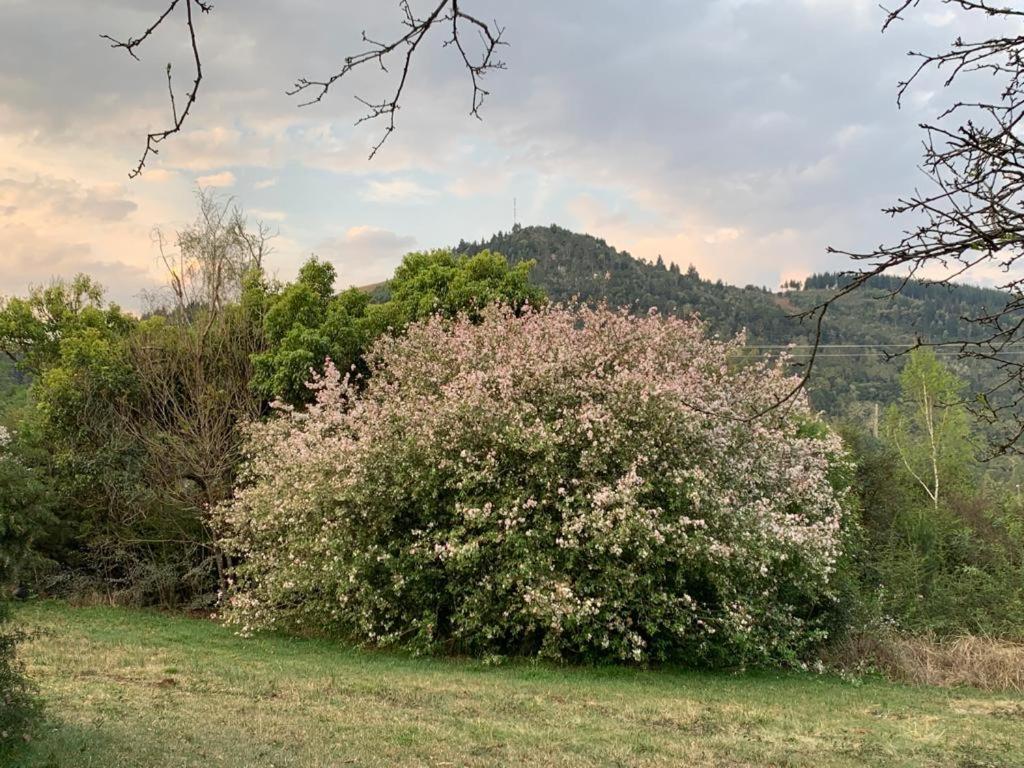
[0, 0, 1002, 307]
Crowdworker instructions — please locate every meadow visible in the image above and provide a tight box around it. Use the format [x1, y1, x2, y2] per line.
[10, 602, 1024, 768]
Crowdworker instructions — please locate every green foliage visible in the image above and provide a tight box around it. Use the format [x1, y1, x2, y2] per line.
[837, 356, 1024, 640]
[0, 357, 28, 424]
[252, 249, 545, 405]
[0, 430, 54, 585]
[386, 248, 542, 318]
[860, 495, 1024, 638]
[0, 192, 270, 607]
[0, 279, 141, 595]
[4, 218, 1024, 654]
[456, 225, 792, 338]
[253, 259, 373, 406]
[0, 274, 134, 377]
[0, 432, 46, 750]
[883, 349, 975, 509]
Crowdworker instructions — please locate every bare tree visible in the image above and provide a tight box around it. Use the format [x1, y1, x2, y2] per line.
[102, 1, 506, 176]
[800, 0, 1024, 453]
[124, 191, 271, 595]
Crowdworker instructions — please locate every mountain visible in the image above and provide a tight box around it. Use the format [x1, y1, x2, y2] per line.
[457, 225, 793, 340]
[456, 224, 1010, 419]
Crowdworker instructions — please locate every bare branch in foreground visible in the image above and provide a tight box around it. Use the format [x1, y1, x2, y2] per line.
[101, 0, 212, 178]
[287, 0, 506, 159]
[813, 0, 1024, 453]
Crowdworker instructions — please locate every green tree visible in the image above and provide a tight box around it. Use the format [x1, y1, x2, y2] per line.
[252, 259, 372, 406]
[0, 277, 140, 592]
[0, 275, 135, 377]
[884, 349, 974, 510]
[253, 249, 544, 406]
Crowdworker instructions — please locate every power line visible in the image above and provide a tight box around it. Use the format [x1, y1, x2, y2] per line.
[729, 346, 1024, 360]
[768, 353, 1024, 359]
[742, 342, 1018, 350]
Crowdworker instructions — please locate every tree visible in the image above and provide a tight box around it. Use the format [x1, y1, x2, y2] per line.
[0, 278, 144, 595]
[0, 192, 272, 606]
[0, 428, 54, 591]
[0, 275, 134, 377]
[884, 349, 974, 510]
[809, 1, 1024, 453]
[252, 248, 544, 406]
[118, 191, 270, 597]
[100, 1, 507, 176]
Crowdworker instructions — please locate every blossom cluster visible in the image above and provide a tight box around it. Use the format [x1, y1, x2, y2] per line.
[216, 305, 851, 664]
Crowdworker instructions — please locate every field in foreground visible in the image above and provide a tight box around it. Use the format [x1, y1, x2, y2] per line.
[9, 602, 1024, 767]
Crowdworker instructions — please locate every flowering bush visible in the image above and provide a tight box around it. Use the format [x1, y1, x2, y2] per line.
[218, 305, 851, 665]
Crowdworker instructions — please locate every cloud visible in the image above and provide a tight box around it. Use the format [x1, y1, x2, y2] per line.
[137, 168, 178, 183]
[703, 227, 742, 245]
[250, 208, 287, 222]
[833, 123, 871, 149]
[195, 171, 236, 188]
[923, 10, 957, 27]
[0, 221, 156, 307]
[315, 226, 417, 288]
[0, 0, 1004, 302]
[360, 178, 439, 204]
[0, 175, 137, 222]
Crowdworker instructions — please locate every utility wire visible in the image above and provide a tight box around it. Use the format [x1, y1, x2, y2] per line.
[742, 343, 1022, 350]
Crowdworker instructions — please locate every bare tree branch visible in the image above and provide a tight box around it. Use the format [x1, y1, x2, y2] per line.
[810, 0, 1024, 453]
[103, 2, 507, 172]
[101, 0, 211, 178]
[287, 0, 507, 159]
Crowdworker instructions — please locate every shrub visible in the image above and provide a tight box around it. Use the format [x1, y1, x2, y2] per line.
[218, 306, 851, 665]
[0, 427, 43, 749]
[860, 499, 1024, 638]
[0, 601, 37, 750]
[839, 389, 1024, 641]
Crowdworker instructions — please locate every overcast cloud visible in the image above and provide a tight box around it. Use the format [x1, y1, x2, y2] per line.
[0, 0, 1009, 307]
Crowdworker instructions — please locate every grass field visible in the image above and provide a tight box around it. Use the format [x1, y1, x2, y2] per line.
[8, 602, 1024, 767]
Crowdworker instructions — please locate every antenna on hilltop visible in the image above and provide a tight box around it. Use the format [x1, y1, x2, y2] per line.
[513, 197, 518, 229]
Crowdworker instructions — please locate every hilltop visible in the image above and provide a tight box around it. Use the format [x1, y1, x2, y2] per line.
[456, 224, 1009, 418]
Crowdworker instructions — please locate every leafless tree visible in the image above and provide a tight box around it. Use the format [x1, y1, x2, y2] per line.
[798, 0, 1024, 453]
[124, 191, 270, 594]
[101, 1, 506, 176]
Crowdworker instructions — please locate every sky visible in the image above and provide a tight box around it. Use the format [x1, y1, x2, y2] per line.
[0, 0, 1007, 308]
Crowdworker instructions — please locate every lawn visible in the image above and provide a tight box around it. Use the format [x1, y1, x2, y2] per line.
[9, 601, 1024, 767]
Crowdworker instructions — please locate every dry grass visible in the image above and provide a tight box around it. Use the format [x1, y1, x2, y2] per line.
[827, 633, 1024, 693]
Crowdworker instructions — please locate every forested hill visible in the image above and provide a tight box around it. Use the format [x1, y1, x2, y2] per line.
[456, 224, 1010, 417]
[457, 225, 793, 340]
